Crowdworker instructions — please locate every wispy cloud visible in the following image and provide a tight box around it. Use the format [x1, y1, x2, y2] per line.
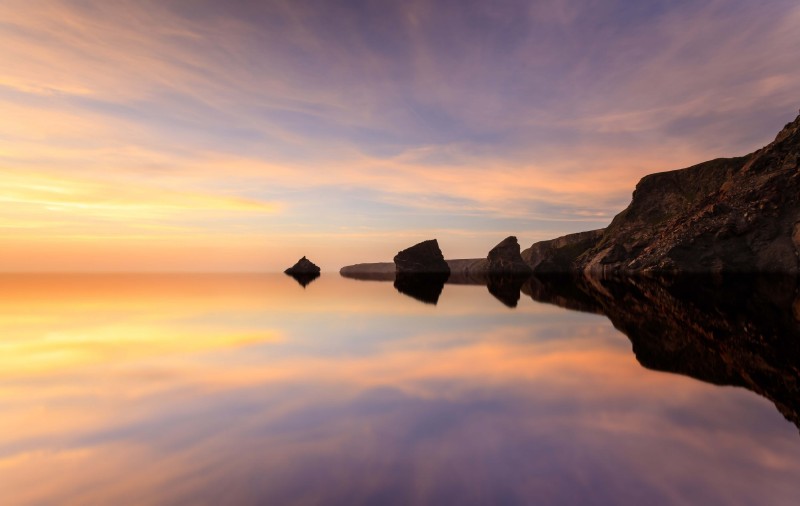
[1, 0, 798, 269]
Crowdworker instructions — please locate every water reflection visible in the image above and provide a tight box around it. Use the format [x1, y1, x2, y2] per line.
[348, 268, 800, 432]
[1, 273, 799, 505]
[394, 273, 449, 305]
[285, 271, 320, 288]
[486, 275, 529, 308]
[526, 273, 800, 431]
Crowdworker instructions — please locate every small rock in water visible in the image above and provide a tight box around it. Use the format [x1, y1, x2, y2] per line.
[285, 256, 321, 275]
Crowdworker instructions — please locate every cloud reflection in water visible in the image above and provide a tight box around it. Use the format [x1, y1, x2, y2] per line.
[0, 273, 798, 505]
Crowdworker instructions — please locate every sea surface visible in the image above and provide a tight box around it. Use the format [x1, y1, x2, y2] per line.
[1, 272, 799, 505]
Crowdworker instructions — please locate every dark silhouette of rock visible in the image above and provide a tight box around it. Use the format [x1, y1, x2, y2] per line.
[285, 271, 320, 288]
[341, 259, 484, 282]
[445, 259, 488, 283]
[285, 256, 321, 275]
[394, 239, 450, 274]
[486, 275, 527, 308]
[487, 236, 533, 274]
[526, 272, 800, 432]
[521, 229, 604, 273]
[340, 263, 395, 281]
[521, 273, 604, 314]
[394, 273, 448, 305]
[524, 113, 800, 274]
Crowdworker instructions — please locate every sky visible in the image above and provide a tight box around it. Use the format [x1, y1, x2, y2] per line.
[2, 0, 799, 271]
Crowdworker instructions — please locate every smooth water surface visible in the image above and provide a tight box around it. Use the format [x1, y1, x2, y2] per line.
[1, 273, 799, 505]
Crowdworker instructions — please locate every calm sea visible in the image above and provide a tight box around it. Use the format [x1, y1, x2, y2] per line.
[1, 273, 798, 505]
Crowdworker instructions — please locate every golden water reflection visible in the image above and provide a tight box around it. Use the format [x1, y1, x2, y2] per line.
[1, 274, 799, 505]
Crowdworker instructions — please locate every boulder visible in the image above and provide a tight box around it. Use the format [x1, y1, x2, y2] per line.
[393, 239, 450, 274]
[284, 256, 321, 275]
[486, 236, 533, 274]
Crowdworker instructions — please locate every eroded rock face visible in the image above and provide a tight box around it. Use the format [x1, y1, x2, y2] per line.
[579, 114, 800, 274]
[486, 236, 532, 274]
[285, 256, 321, 275]
[522, 229, 604, 273]
[523, 113, 800, 274]
[393, 239, 450, 274]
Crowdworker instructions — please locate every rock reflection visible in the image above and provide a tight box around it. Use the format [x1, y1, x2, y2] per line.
[486, 275, 529, 308]
[527, 273, 800, 431]
[343, 267, 800, 431]
[344, 268, 532, 308]
[285, 271, 320, 288]
[451, 268, 800, 430]
[394, 273, 449, 305]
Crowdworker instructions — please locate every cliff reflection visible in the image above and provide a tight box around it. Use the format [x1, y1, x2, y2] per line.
[344, 268, 800, 431]
[524, 273, 800, 430]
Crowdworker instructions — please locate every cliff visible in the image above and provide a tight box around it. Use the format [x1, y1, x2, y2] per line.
[525, 113, 800, 274]
[525, 272, 800, 431]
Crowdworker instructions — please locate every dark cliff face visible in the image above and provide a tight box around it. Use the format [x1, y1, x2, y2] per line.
[524, 114, 800, 274]
[526, 273, 800, 431]
[522, 229, 604, 273]
[581, 114, 800, 274]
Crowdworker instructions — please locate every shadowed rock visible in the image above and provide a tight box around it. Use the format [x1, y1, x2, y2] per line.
[285, 256, 321, 275]
[394, 273, 448, 305]
[487, 236, 533, 274]
[522, 230, 604, 273]
[394, 239, 450, 274]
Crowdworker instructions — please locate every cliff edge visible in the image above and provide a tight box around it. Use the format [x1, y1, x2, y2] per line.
[525, 113, 800, 274]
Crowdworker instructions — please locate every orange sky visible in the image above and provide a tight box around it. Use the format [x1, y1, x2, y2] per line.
[2, 0, 799, 271]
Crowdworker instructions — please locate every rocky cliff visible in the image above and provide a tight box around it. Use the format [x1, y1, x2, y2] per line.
[525, 113, 800, 274]
[521, 229, 604, 272]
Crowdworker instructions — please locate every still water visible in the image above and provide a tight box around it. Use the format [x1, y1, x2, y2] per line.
[1, 273, 799, 505]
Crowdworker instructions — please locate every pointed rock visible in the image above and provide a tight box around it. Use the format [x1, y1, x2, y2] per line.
[486, 236, 532, 274]
[284, 256, 321, 275]
[393, 239, 450, 274]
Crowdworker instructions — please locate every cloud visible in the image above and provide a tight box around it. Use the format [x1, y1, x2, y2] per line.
[1, 0, 799, 269]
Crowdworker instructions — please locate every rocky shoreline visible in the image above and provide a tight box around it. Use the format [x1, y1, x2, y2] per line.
[341, 113, 800, 277]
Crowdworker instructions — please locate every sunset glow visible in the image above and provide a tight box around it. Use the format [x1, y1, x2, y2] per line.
[2, 0, 799, 270]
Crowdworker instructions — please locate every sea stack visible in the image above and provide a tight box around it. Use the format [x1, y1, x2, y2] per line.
[393, 239, 450, 274]
[285, 256, 321, 275]
[486, 236, 533, 274]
